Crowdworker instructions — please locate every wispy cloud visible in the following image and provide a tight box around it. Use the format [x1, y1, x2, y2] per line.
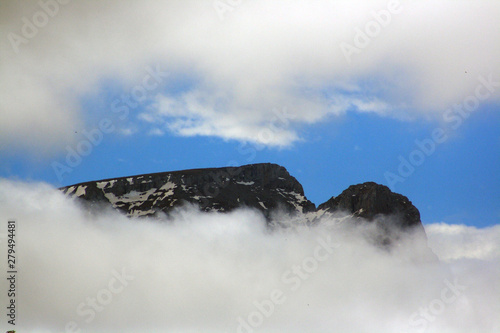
[1, 0, 499, 153]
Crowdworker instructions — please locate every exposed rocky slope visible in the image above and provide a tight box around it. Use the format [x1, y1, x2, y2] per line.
[60, 163, 423, 233]
[316, 182, 421, 228]
[61, 163, 315, 219]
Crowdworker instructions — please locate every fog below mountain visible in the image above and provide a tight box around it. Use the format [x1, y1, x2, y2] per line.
[1, 179, 498, 332]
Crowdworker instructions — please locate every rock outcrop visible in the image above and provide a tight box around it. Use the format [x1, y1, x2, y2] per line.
[60, 163, 424, 234]
[317, 182, 421, 229]
[61, 163, 315, 219]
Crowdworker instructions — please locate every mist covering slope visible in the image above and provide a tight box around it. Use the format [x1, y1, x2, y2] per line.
[0, 169, 498, 332]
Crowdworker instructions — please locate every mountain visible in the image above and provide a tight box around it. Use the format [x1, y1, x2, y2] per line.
[316, 181, 422, 228]
[61, 163, 314, 218]
[60, 163, 425, 235]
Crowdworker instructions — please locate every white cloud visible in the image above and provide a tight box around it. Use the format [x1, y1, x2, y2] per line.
[118, 127, 136, 136]
[0, 179, 499, 332]
[426, 223, 500, 262]
[147, 128, 164, 136]
[1, 0, 499, 152]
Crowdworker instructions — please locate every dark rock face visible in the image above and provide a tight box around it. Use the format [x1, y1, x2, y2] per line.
[61, 163, 316, 219]
[60, 163, 424, 234]
[317, 182, 421, 229]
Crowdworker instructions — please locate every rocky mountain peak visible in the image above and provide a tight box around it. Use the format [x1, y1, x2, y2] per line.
[60, 164, 424, 235]
[317, 182, 421, 229]
[61, 163, 316, 219]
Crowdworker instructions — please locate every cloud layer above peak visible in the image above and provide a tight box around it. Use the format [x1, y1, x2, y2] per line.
[1, 0, 499, 151]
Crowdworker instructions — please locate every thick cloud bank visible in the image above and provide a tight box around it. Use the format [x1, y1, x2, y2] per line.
[0, 179, 499, 332]
[1, 0, 499, 151]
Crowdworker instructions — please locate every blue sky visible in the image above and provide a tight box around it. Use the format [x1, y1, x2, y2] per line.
[2, 101, 498, 227]
[1, 0, 499, 227]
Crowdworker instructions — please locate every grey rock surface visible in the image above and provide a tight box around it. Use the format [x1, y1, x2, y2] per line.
[60, 163, 424, 234]
[61, 163, 316, 219]
[317, 182, 421, 229]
